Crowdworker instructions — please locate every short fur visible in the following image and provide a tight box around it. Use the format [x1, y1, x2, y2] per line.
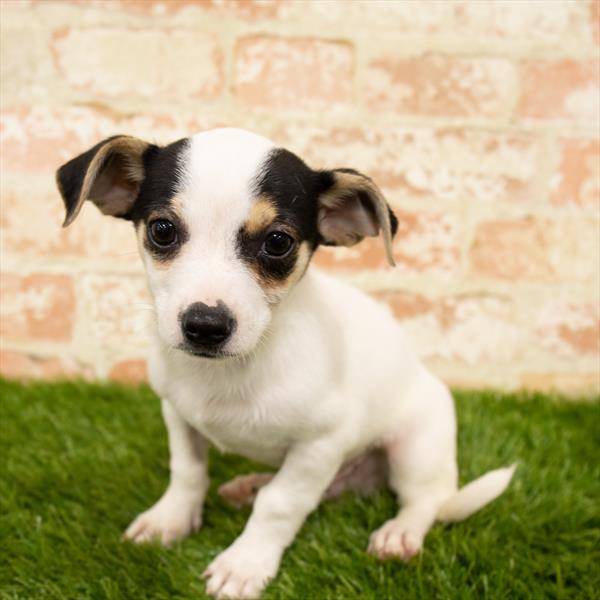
[56, 128, 515, 600]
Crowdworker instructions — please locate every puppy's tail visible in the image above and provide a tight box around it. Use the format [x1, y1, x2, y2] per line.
[436, 464, 517, 523]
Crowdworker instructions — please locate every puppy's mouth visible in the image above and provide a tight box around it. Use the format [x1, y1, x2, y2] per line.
[177, 344, 237, 360]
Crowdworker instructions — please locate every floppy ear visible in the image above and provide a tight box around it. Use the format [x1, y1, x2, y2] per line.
[56, 135, 151, 227]
[317, 169, 398, 266]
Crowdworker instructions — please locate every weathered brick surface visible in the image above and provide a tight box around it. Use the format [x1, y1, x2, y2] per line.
[536, 300, 600, 356]
[1, 1, 598, 392]
[109, 358, 148, 383]
[0, 26, 56, 105]
[551, 139, 600, 207]
[75, 274, 152, 364]
[0, 350, 90, 379]
[298, 1, 591, 43]
[53, 28, 224, 99]
[592, 0, 600, 45]
[234, 36, 354, 110]
[314, 209, 461, 277]
[380, 292, 522, 364]
[521, 372, 600, 394]
[0, 273, 75, 342]
[133, 0, 285, 19]
[0, 184, 139, 263]
[0, 107, 199, 172]
[275, 125, 543, 203]
[519, 60, 600, 122]
[469, 217, 598, 283]
[365, 55, 516, 118]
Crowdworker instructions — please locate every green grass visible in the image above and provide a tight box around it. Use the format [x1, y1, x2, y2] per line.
[1, 379, 599, 599]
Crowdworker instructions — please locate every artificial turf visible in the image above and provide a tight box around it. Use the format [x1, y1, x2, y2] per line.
[1, 379, 599, 600]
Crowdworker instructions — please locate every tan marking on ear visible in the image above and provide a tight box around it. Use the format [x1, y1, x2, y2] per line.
[320, 171, 396, 267]
[245, 197, 278, 235]
[63, 136, 149, 227]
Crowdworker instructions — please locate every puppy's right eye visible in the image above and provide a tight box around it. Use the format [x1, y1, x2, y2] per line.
[148, 219, 177, 247]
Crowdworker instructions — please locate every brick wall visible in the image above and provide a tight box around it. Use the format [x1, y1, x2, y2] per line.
[1, 0, 598, 393]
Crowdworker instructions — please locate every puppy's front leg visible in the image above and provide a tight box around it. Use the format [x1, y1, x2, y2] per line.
[124, 399, 209, 546]
[204, 439, 344, 599]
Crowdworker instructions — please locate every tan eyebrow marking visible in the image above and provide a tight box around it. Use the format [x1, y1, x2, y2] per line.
[245, 197, 278, 235]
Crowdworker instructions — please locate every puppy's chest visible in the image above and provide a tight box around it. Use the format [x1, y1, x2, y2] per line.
[171, 387, 309, 466]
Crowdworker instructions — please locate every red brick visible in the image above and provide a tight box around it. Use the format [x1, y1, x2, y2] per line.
[0, 106, 207, 173]
[52, 28, 224, 99]
[274, 125, 542, 203]
[592, 0, 600, 45]
[0, 273, 75, 342]
[536, 300, 600, 356]
[78, 274, 151, 357]
[0, 350, 89, 379]
[521, 372, 600, 394]
[294, 2, 586, 43]
[234, 36, 354, 110]
[519, 60, 600, 122]
[87, 0, 286, 19]
[377, 292, 522, 364]
[314, 209, 461, 276]
[378, 292, 433, 322]
[109, 359, 147, 383]
[470, 219, 552, 280]
[1, 0, 33, 9]
[365, 55, 515, 118]
[470, 217, 597, 283]
[0, 186, 140, 264]
[551, 139, 600, 208]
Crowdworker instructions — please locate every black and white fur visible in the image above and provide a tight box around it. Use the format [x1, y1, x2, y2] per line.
[57, 128, 515, 599]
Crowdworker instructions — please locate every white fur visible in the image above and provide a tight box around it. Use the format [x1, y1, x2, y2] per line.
[122, 128, 515, 599]
[142, 129, 275, 356]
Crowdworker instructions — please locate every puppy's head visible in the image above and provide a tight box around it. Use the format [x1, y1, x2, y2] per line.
[57, 128, 398, 359]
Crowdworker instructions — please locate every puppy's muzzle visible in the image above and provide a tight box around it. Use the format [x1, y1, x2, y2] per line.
[180, 301, 236, 356]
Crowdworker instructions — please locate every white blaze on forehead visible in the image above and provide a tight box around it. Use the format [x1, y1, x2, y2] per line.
[149, 128, 277, 353]
[180, 128, 276, 233]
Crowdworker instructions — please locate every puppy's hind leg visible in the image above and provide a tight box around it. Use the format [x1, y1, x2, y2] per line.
[368, 380, 458, 561]
[218, 448, 388, 508]
[218, 473, 274, 508]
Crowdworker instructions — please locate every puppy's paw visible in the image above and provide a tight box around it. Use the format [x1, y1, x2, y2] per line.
[217, 473, 273, 508]
[124, 489, 202, 546]
[203, 539, 280, 599]
[367, 518, 422, 561]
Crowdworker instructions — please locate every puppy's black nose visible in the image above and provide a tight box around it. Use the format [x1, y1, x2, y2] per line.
[181, 301, 235, 348]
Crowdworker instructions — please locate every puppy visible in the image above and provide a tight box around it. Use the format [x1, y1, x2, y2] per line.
[56, 128, 515, 599]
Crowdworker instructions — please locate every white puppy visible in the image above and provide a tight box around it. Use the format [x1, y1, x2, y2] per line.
[57, 128, 515, 599]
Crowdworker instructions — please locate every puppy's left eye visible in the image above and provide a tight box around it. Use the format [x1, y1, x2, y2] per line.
[148, 219, 177, 247]
[263, 231, 294, 257]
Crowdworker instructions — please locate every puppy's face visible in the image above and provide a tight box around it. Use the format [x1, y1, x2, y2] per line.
[57, 128, 397, 359]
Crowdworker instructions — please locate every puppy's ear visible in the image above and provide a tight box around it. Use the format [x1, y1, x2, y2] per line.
[317, 169, 398, 266]
[56, 135, 152, 227]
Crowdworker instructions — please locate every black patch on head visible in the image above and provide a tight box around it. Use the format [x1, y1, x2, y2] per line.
[237, 148, 331, 282]
[129, 138, 189, 223]
[253, 149, 331, 248]
[126, 138, 190, 263]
